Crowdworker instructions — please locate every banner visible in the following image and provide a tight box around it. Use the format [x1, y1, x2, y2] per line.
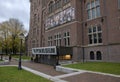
[32, 46, 57, 55]
[46, 7, 75, 29]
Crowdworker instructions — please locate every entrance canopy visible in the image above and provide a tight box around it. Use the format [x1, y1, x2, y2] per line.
[32, 46, 57, 55]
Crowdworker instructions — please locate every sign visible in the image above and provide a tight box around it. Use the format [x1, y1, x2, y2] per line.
[46, 7, 75, 29]
[32, 46, 57, 55]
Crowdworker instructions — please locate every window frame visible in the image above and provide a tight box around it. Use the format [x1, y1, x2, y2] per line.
[86, 0, 101, 20]
[64, 31, 70, 46]
[88, 25, 102, 45]
[54, 33, 62, 46]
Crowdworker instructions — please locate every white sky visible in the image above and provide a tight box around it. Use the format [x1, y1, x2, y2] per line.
[0, 0, 30, 31]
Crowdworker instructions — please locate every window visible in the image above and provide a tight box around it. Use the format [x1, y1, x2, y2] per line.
[49, 1, 54, 13]
[55, 0, 62, 9]
[33, 14, 37, 25]
[32, 40, 36, 48]
[48, 36, 52, 46]
[96, 51, 102, 60]
[87, 0, 100, 19]
[33, 28, 36, 37]
[118, 0, 120, 9]
[63, 0, 70, 4]
[64, 31, 70, 46]
[88, 25, 102, 44]
[54, 33, 61, 46]
[90, 51, 95, 60]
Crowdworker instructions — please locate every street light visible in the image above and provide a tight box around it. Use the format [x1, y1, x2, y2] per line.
[18, 33, 24, 70]
[0, 40, 3, 60]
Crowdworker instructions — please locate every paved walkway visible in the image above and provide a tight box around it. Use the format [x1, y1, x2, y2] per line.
[10, 60, 65, 76]
[1, 58, 120, 82]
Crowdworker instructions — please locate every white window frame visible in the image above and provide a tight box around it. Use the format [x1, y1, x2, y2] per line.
[87, 0, 101, 20]
[88, 25, 102, 45]
[54, 33, 61, 46]
[48, 36, 52, 46]
[64, 31, 70, 46]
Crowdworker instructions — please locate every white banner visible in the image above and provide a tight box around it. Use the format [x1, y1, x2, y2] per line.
[32, 46, 57, 55]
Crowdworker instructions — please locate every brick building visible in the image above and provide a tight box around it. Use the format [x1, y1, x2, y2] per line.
[27, 0, 120, 64]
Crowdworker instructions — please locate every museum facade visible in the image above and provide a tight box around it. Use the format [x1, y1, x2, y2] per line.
[27, 0, 120, 65]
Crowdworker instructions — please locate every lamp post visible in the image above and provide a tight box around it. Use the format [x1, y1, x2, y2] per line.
[18, 33, 24, 70]
[0, 40, 3, 60]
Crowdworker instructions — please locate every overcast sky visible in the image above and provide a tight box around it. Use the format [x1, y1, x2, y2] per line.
[0, 0, 30, 31]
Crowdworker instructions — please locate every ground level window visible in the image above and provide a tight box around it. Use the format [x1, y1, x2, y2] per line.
[90, 51, 95, 60]
[96, 51, 102, 60]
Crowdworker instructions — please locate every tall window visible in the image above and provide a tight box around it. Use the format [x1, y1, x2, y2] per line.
[48, 36, 52, 46]
[64, 31, 70, 46]
[96, 51, 102, 60]
[90, 51, 95, 60]
[34, 14, 37, 25]
[55, 0, 62, 9]
[54, 33, 61, 46]
[32, 40, 36, 48]
[87, 0, 100, 19]
[49, 1, 54, 13]
[88, 25, 102, 44]
[63, 0, 70, 4]
[118, 0, 120, 9]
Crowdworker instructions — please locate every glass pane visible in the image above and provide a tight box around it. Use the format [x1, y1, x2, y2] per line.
[87, 3, 91, 9]
[67, 32, 69, 36]
[96, 7, 100, 17]
[64, 38, 66, 46]
[96, 51, 102, 60]
[93, 34, 97, 43]
[59, 34, 61, 38]
[89, 35, 92, 44]
[97, 25, 101, 31]
[88, 28, 92, 33]
[54, 35, 56, 39]
[67, 38, 70, 45]
[91, 1, 95, 8]
[90, 51, 95, 60]
[95, 0, 100, 6]
[88, 10, 92, 19]
[93, 26, 96, 32]
[64, 33, 66, 37]
[57, 34, 59, 38]
[98, 33, 102, 43]
[92, 8, 96, 19]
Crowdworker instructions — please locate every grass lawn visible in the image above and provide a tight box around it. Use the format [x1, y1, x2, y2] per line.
[0, 66, 52, 82]
[64, 62, 120, 75]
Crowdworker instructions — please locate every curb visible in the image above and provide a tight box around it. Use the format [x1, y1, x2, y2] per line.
[56, 66, 120, 78]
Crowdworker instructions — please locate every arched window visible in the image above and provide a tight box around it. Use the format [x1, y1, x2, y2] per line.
[49, 1, 54, 13]
[96, 51, 102, 60]
[90, 51, 95, 60]
[54, 0, 61, 9]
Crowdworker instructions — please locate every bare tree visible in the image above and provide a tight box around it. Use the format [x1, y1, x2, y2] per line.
[8, 18, 27, 55]
[0, 18, 27, 55]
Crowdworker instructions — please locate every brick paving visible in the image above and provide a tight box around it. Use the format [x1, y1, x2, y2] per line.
[10, 59, 65, 76]
[6, 59, 120, 82]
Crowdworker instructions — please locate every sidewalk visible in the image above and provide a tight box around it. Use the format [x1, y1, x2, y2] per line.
[10, 60, 65, 76]
[1, 59, 120, 82]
